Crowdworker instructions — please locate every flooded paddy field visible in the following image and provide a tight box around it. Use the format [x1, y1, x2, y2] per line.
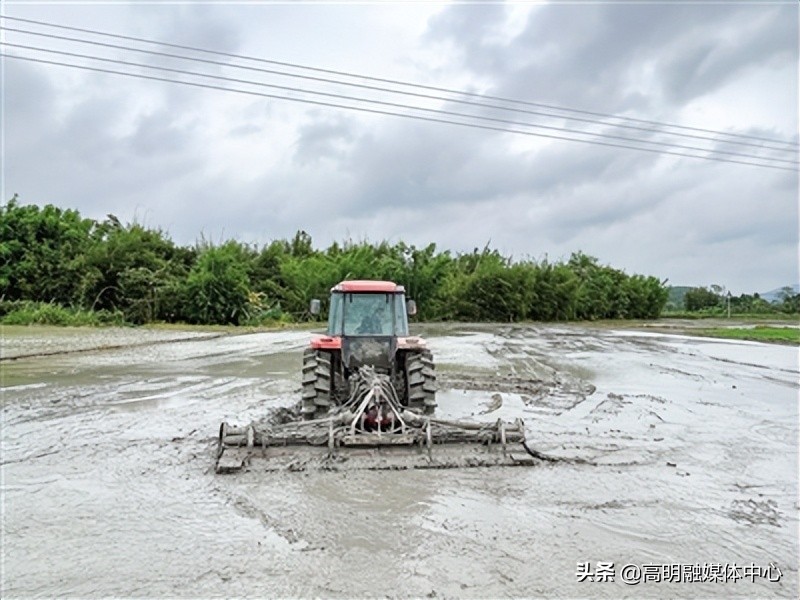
[1, 323, 798, 598]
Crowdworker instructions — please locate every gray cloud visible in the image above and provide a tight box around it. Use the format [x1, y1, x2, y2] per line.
[428, 3, 797, 115]
[3, 2, 797, 294]
[139, 4, 244, 55]
[293, 114, 357, 166]
[5, 59, 204, 220]
[658, 7, 795, 104]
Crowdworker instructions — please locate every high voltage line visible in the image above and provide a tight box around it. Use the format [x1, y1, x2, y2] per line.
[3, 14, 796, 150]
[5, 41, 797, 168]
[6, 53, 795, 173]
[0, 18, 796, 170]
[2, 24, 796, 155]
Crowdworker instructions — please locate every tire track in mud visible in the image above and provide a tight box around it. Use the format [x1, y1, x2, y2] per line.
[225, 490, 306, 547]
[450, 325, 687, 469]
[438, 349, 597, 416]
[434, 325, 628, 468]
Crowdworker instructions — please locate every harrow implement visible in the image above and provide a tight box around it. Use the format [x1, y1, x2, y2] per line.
[216, 367, 537, 473]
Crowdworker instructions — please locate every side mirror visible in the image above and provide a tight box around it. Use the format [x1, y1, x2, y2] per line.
[309, 299, 321, 315]
[406, 299, 417, 317]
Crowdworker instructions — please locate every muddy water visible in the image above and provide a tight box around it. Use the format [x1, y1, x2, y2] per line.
[1, 324, 797, 598]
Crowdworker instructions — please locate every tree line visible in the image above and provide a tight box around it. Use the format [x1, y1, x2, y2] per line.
[681, 285, 799, 315]
[1, 197, 669, 325]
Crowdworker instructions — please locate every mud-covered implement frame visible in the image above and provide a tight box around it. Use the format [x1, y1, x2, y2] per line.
[216, 367, 536, 473]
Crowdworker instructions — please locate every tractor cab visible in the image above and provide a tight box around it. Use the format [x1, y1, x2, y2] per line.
[327, 283, 414, 337]
[310, 280, 417, 372]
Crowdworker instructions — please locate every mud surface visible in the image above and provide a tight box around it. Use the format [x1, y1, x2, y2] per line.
[0, 325, 218, 360]
[1, 323, 798, 598]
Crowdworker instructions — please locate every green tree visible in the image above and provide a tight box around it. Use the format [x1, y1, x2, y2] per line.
[780, 293, 800, 314]
[0, 196, 96, 305]
[83, 218, 190, 323]
[182, 242, 251, 324]
[529, 261, 579, 320]
[684, 287, 721, 311]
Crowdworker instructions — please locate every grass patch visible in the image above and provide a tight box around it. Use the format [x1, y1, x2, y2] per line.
[661, 311, 799, 321]
[0, 301, 125, 327]
[698, 326, 800, 345]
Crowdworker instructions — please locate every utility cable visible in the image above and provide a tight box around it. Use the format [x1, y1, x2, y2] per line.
[1, 14, 796, 150]
[1, 25, 795, 155]
[5, 41, 796, 166]
[3, 53, 795, 173]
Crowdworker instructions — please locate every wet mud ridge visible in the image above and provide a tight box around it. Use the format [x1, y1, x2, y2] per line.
[0, 327, 228, 361]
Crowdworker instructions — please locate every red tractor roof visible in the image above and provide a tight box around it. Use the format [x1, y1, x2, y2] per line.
[333, 280, 405, 293]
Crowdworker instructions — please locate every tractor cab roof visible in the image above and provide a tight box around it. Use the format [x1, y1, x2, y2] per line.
[332, 280, 405, 294]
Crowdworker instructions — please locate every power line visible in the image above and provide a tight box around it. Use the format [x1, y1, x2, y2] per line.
[4, 26, 796, 156]
[6, 41, 796, 167]
[4, 53, 795, 173]
[1, 26, 795, 156]
[2, 14, 797, 150]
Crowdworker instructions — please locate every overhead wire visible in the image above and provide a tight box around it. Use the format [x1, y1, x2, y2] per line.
[2, 13, 796, 150]
[1, 16, 796, 170]
[4, 53, 796, 173]
[1, 24, 795, 155]
[5, 41, 797, 167]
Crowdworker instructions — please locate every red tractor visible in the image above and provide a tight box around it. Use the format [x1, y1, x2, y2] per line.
[302, 280, 436, 420]
[216, 279, 530, 473]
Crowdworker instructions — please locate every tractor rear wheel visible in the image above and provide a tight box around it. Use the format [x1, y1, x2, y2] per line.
[301, 348, 333, 420]
[405, 349, 436, 414]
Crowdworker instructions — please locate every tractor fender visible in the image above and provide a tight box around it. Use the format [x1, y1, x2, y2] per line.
[310, 335, 342, 350]
[396, 336, 428, 351]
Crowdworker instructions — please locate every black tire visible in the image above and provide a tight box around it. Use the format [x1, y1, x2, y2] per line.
[301, 348, 333, 420]
[405, 349, 436, 414]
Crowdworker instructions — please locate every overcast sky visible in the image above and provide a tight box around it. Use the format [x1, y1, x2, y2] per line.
[2, 1, 798, 294]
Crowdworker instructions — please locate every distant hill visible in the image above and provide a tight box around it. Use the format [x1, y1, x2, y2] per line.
[761, 284, 800, 303]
